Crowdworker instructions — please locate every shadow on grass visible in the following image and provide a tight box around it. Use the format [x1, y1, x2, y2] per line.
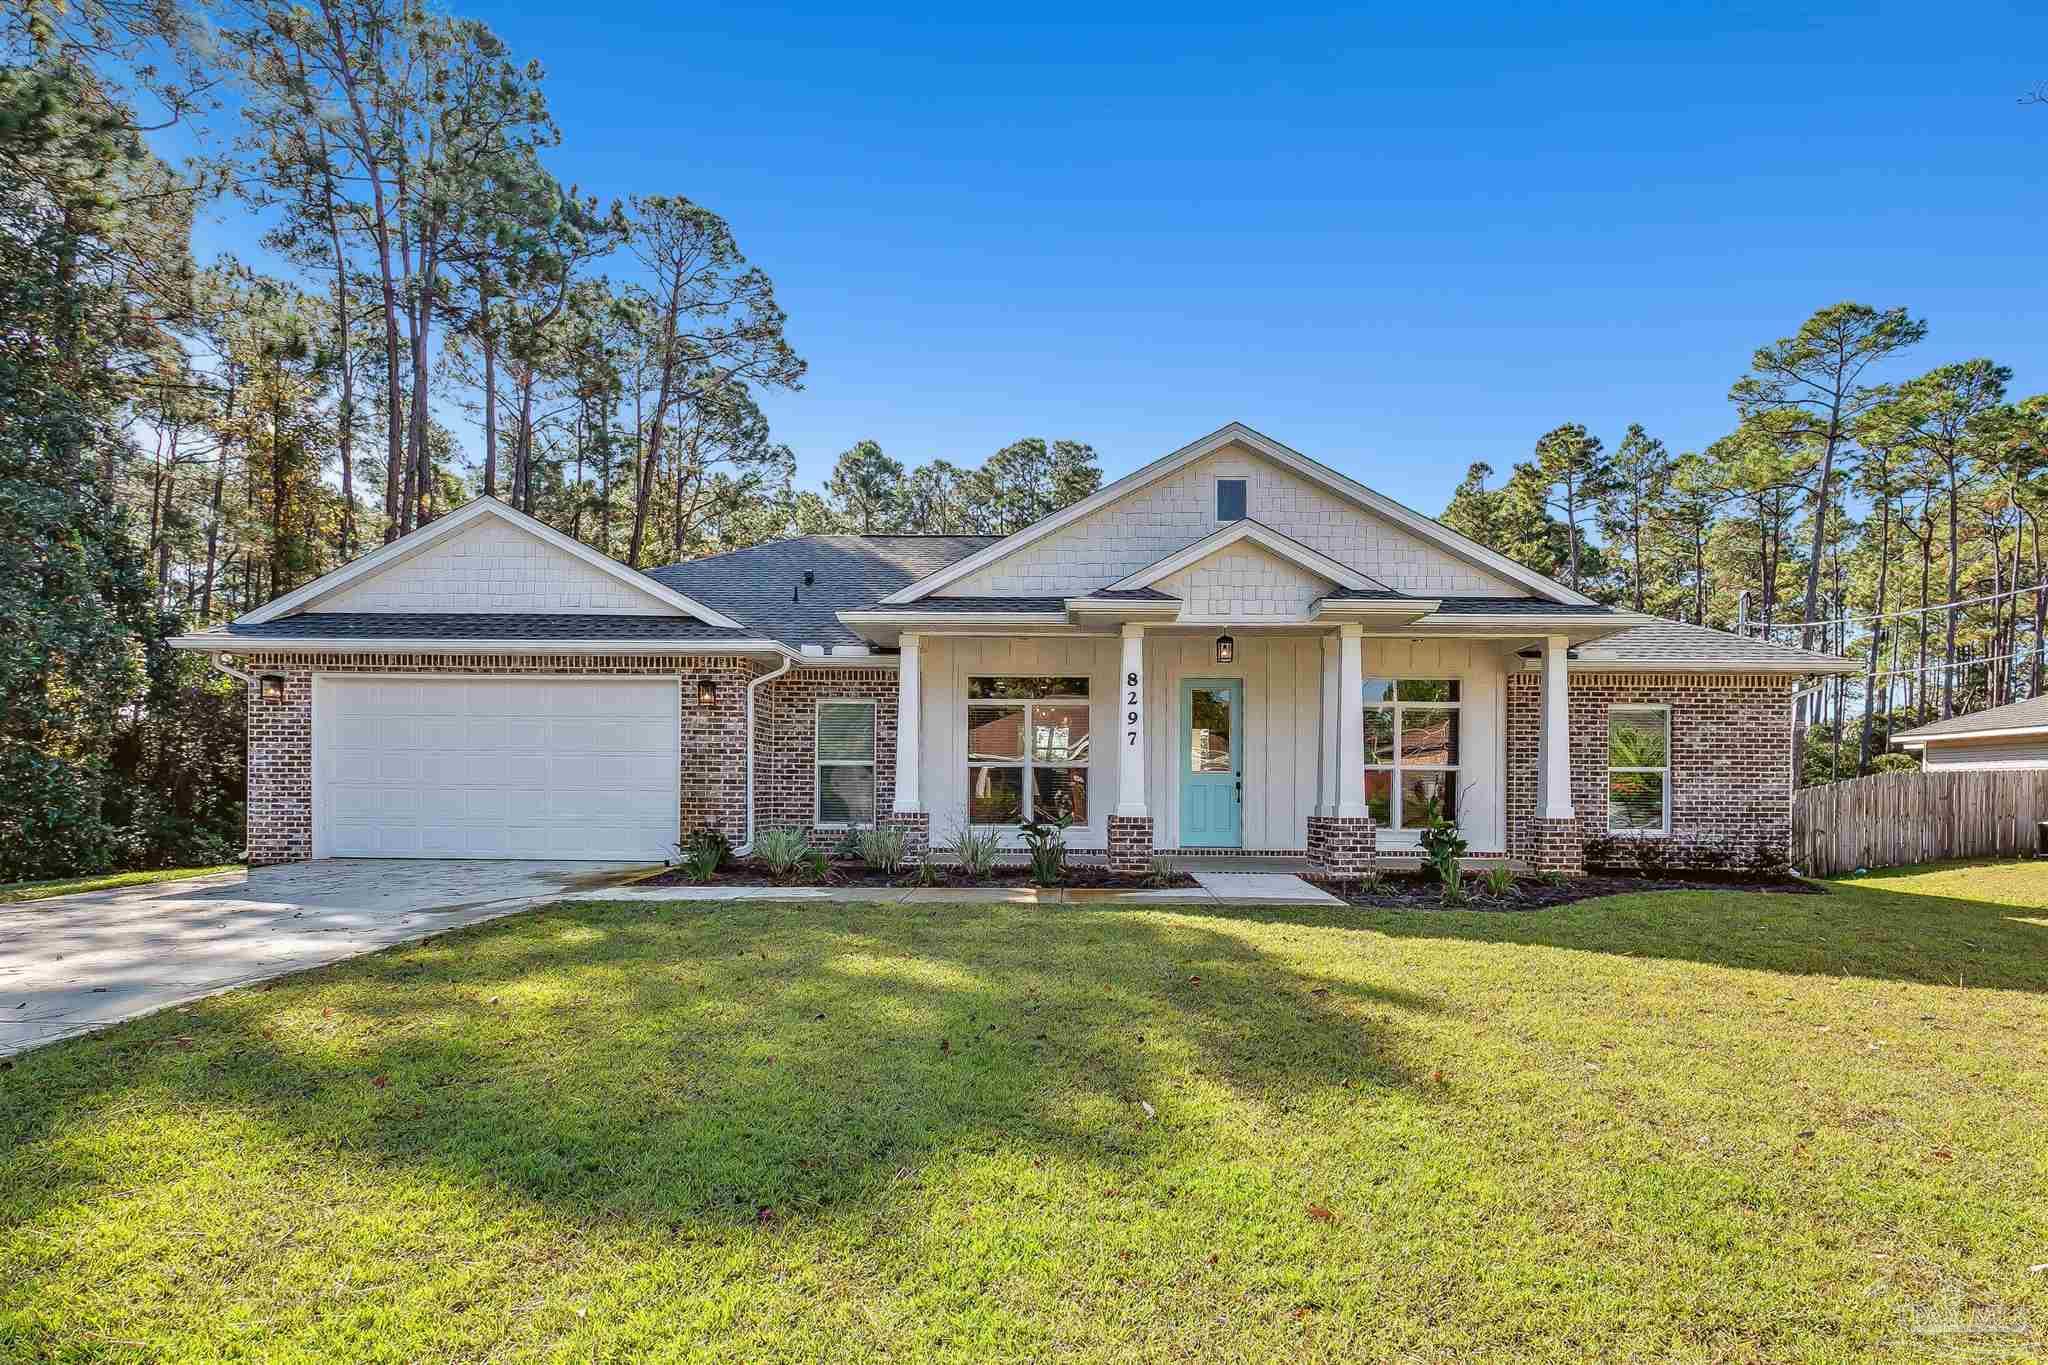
[1137, 880, 2048, 993]
[0, 900, 1439, 1238]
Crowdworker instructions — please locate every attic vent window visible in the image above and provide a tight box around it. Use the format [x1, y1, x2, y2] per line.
[1216, 478, 1247, 521]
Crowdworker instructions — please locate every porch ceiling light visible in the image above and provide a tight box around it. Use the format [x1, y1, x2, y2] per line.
[697, 678, 717, 706]
[258, 673, 286, 703]
[1214, 634, 1235, 664]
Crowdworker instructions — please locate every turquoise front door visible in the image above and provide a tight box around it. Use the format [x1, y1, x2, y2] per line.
[1179, 678, 1243, 848]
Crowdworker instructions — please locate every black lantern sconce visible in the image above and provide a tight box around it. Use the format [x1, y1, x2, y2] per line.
[1214, 634, 1235, 665]
[697, 677, 717, 706]
[258, 673, 287, 703]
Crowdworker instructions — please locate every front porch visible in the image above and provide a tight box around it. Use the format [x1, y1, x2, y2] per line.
[878, 620, 1591, 879]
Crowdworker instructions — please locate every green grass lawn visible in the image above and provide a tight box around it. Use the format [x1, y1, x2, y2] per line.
[0, 865, 242, 906]
[4, 865, 2046, 1361]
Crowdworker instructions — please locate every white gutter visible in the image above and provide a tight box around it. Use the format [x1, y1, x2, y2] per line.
[210, 652, 257, 687]
[738, 655, 794, 855]
[168, 635, 791, 656]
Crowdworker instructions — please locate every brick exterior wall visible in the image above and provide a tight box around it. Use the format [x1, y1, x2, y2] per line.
[1505, 671, 1796, 872]
[1106, 814, 1154, 874]
[752, 667, 901, 847]
[1305, 813, 1376, 878]
[233, 652, 762, 866]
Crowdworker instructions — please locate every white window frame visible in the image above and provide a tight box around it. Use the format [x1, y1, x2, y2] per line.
[1362, 676, 1463, 833]
[1606, 704, 1671, 836]
[814, 697, 877, 830]
[965, 677, 1091, 828]
[1215, 476, 1249, 522]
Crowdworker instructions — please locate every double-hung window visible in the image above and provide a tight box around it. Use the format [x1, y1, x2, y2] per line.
[1607, 706, 1670, 833]
[816, 700, 877, 827]
[967, 677, 1090, 825]
[1362, 679, 1461, 830]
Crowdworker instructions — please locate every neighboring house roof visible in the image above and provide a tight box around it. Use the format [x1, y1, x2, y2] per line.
[1891, 695, 2048, 744]
[213, 613, 756, 642]
[1569, 619, 1860, 674]
[645, 535, 997, 648]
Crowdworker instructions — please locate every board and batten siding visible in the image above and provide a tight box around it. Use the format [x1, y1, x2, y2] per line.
[1358, 638, 1509, 855]
[1141, 633, 1324, 850]
[917, 636, 1121, 849]
[916, 633, 1512, 852]
[1917, 734, 2048, 770]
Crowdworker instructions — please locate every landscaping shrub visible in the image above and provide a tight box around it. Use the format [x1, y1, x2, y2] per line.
[755, 828, 813, 877]
[1481, 865, 1516, 898]
[1019, 813, 1071, 886]
[856, 825, 907, 875]
[951, 822, 1003, 877]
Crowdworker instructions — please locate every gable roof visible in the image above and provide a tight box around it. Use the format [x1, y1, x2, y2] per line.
[880, 422, 1597, 607]
[1104, 519, 1383, 594]
[239, 496, 746, 629]
[1891, 695, 2048, 744]
[646, 535, 998, 648]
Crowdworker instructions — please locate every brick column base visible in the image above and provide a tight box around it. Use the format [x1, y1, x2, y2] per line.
[881, 811, 930, 858]
[1306, 814, 1376, 879]
[1528, 816, 1584, 874]
[1106, 814, 1154, 875]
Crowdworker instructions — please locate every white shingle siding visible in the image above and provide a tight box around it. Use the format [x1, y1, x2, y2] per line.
[322, 519, 678, 615]
[938, 444, 1519, 597]
[1156, 543, 1332, 618]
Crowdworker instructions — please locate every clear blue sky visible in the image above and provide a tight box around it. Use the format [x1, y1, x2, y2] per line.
[194, 0, 2048, 514]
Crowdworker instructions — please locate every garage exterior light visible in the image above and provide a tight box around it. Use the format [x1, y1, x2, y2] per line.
[258, 674, 287, 703]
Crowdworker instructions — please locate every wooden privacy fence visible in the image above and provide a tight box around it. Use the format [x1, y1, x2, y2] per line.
[1791, 767, 2048, 876]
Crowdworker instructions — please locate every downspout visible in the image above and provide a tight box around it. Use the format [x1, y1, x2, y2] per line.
[211, 652, 257, 688]
[737, 654, 794, 855]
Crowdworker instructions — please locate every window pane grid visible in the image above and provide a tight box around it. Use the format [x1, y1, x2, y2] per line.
[1606, 707, 1670, 833]
[1362, 680, 1460, 831]
[966, 683, 1090, 825]
[816, 700, 876, 827]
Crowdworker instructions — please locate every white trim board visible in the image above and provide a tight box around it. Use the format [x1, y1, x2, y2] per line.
[238, 496, 746, 629]
[880, 422, 1597, 607]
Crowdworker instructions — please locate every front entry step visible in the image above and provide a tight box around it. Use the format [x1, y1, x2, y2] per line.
[1186, 871, 1344, 904]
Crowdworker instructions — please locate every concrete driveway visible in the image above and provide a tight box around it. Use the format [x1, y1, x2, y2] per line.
[0, 860, 647, 1058]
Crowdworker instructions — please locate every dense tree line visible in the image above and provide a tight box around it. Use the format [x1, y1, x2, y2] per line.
[1441, 303, 2048, 784]
[0, 0, 1113, 879]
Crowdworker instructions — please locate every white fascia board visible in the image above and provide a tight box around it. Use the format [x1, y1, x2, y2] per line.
[1103, 519, 1375, 593]
[1064, 598, 1182, 619]
[1310, 596, 1440, 621]
[236, 496, 746, 630]
[880, 421, 1595, 606]
[1891, 724, 2048, 745]
[169, 634, 788, 656]
[838, 610, 1070, 628]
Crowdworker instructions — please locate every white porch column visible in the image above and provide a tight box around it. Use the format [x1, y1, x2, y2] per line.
[1336, 624, 1368, 819]
[1318, 632, 1340, 815]
[1117, 624, 1147, 817]
[1540, 633, 1575, 819]
[892, 633, 922, 814]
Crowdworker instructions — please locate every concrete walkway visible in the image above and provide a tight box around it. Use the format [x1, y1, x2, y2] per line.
[564, 870, 1344, 907]
[0, 860, 645, 1057]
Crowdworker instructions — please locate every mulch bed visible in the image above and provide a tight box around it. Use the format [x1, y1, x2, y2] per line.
[1312, 869, 1822, 911]
[636, 859, 1201, 892]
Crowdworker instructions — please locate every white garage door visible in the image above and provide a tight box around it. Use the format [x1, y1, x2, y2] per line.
[314, 676, 680, 860]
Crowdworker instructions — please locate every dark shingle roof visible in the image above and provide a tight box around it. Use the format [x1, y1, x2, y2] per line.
[1573, 619, 1856, 671]
[843, 596, 1072, 614]
[645, 535, 997, 647]
[219, 613, 754, 642]
[1425, 596, 1618, 617]
[1892, 695, 2048, 742]
[1319, 587, 1430, 602]
[1075, 587, 1178, 602]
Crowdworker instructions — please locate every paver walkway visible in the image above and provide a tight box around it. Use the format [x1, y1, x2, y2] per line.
[0, 860, 644, 1057]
